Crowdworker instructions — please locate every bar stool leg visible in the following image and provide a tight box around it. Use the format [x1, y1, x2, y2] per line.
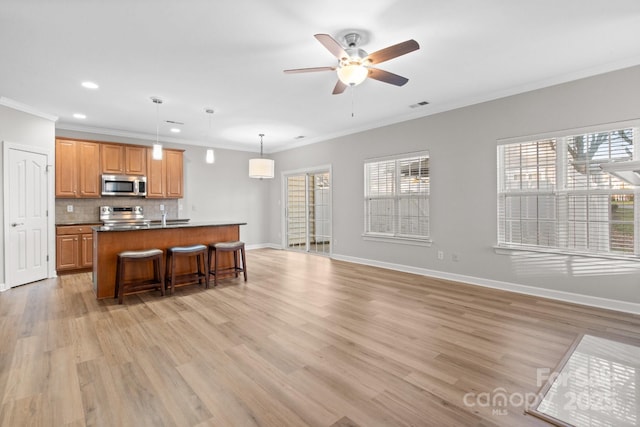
[114, 257, 122, 300]
[233, 251, 239, 278]
[155, 255, 165, 297]
[203, 252, 210, 288]
[214, 248, 219, 287]
[240, 247, 247, 281]
[171, 252, 177, 296]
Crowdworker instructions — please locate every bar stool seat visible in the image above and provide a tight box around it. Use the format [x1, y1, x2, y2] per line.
[208, 241, 247, 286]
[165, 244, 209, 295]
[114, 248, 164, 304]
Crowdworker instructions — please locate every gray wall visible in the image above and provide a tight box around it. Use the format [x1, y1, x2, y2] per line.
[0, 105, 56, 286]
[55, 130, 271, 245]
[268, 65, 640, 306]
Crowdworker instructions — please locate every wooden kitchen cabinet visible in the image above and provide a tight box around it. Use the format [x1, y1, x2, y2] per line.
[101, 143, 147, 175]
[56, 225, 98, 272]
[55, 139, 101, 198]
[146, 148, 184, 198]
[101, 143, 124, 174]
[56, 234, 79, 270]
[165, 149, 183, 198]
[81, 233, 93, 268]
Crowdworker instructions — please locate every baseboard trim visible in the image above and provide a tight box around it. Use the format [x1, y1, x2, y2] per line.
[0, 282, 7, 292]
[246, 243, 282, 251]
[331, 253, 640, 315]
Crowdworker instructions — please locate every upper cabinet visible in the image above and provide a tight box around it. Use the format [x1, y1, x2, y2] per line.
[147, 148, 184, 199]
[55, 139, 101, 198]
[101, 144, 146, 175]
[56, 138, 182, 199]
[165, 149, 184, 198]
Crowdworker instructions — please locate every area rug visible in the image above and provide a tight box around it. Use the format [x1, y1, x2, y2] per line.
[527, 334, 640, 427]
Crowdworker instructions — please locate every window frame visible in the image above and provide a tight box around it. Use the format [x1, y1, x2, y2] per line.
[497, 120, 640, 258]
[363, 151, 431, 246]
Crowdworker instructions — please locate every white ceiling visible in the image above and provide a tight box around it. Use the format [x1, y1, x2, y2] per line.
[2, 0, 640, 153]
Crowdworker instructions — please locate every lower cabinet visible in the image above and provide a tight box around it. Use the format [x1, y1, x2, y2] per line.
[56, 225, 98, 272]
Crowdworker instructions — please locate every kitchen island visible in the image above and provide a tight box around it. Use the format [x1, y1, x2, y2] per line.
[92, 221, 246, 299]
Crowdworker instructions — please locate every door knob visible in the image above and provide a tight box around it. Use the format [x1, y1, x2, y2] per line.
[11, 222, 24, 227]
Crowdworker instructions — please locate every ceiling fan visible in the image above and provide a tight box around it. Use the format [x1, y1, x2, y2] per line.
[284, 32, 420, 95]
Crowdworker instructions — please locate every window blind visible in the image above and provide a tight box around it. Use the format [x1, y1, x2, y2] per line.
[364, 152, 430, 240]
[498, 127, 637, 256]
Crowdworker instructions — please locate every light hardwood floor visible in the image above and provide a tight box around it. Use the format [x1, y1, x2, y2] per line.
[1, 248, 639, 426]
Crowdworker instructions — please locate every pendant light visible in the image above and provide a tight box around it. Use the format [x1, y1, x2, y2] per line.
[206, 149, 215, 164]
[151, 97, 163, 160]
[249, 133, 274, 179]
[205, 108, 215, 164]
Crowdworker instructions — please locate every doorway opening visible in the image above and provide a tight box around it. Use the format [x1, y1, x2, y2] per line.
[283, 168, 331, 256]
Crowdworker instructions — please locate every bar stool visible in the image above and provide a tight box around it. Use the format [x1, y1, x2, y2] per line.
[114, 249, 164, 304]
[165, 244, 209, 295]
[208, 241, 247, 286]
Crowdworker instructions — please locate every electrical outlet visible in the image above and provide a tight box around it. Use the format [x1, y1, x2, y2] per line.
[66, 205, 73, 213]
[159, 204, 165, 211]
[437, 250, 444, 260]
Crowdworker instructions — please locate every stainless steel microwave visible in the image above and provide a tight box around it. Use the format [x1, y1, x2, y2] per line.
[101, 175, 147, 196]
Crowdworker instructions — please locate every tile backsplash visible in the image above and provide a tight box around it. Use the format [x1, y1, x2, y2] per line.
[55, 198, 180, 224]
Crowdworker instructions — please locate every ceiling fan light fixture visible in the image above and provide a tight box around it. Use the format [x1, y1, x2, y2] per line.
[337, 62, 368, 86]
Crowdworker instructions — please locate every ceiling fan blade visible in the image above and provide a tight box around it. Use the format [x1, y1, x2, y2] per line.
[284, 66, 336, 74]
[366, 39, 419, 65]
[314, 33, 348, 60]
[332, 80, 348, 95]
[368, 68, 409, 86]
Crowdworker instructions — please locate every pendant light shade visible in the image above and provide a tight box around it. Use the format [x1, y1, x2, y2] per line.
[249, 158, 275, 178]
[151, 97, 163, 160]
[249, 133, 274, 179]
[206, 149, 215, 164]
[152, 143, 163, 160]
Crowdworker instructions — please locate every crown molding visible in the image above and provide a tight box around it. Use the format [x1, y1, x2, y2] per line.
[0, 97, 58, 121]
[56, 122, 262, 153]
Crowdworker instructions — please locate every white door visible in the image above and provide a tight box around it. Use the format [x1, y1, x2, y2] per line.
[6, 147, 49, 287]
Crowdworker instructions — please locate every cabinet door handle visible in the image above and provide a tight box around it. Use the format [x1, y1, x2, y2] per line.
[11, 222, 24, 227]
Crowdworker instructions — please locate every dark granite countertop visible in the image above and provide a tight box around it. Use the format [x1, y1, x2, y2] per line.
[92, 221, 246, 232]
[56, 222, 102, 226]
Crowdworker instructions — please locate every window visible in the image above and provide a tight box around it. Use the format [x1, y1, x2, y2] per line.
[498, 125, 637, 256]
[364, 152, 430, 243]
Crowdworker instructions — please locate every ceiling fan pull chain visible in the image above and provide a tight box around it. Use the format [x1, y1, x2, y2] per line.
[351, 86, 355, 118]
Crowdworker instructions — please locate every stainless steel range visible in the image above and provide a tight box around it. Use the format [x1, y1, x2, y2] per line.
[100, 206, 151, 228]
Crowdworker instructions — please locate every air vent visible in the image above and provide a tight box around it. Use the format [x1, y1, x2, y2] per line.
[409, 101, 429, 109]
[165, 120, 184, 125]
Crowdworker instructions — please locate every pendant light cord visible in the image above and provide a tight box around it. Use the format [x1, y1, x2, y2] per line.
[151, 97, 163, 144]
[259, 133, 265, 157]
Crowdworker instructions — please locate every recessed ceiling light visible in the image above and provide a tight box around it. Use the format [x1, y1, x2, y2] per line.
[81, 81, 99, 89]
[73, 113, 87, 119]
[170, 128, 180, 133]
